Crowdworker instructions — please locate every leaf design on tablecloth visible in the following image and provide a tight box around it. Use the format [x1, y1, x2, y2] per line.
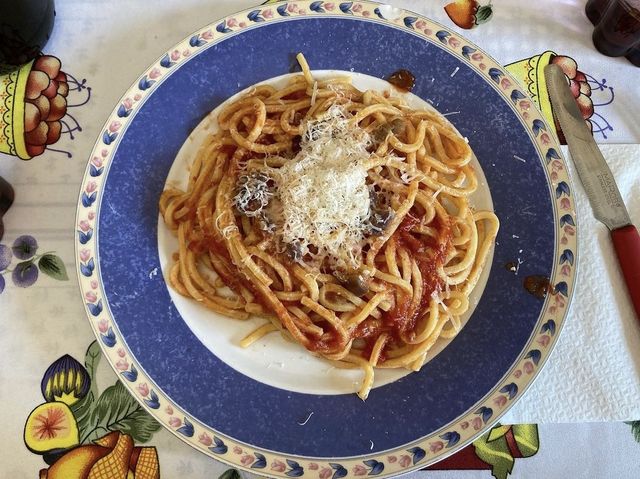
[27, 340, 164, 478]
[473, 424, 539, 479]
[35, 341, 161, 446]
[218, 470, 241, 479]
[626, 421, 640, 444]
[81, 380, 161, 444]
[38, 253, 68, 280]
[0, 236, 68, 293]
[71, 341, 102, 438]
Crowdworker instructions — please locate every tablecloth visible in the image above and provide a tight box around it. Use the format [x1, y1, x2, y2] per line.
[1, 0, 640, 478]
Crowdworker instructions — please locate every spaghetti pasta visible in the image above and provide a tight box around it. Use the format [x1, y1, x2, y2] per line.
[160, 54, 499, 400]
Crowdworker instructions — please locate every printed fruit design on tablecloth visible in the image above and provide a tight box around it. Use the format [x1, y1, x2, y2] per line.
[40, 431, 159, 479]
[22, 56, 68, 157]
[0, 235, 68, 293]
[505, 51, 603, 143]
[24, 342, 162, 478]
[444, 0, 493, 29]
[1, 54, 90, 160]
[547, 55, 594, 141]
[25, 401, 79, 455]
[0, 55, 67, 159]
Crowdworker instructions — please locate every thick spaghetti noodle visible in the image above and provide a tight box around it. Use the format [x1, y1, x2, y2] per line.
[160, 54, 499, 399]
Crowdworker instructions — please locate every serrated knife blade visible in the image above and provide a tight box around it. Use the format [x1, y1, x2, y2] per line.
[545, 64, 640, 318]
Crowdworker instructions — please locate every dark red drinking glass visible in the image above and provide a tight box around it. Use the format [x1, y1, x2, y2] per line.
[586, 0, 613, 24]
[592, 0, 640, 57]
[0, 0, 56, 70]
[0, 176, 14, 241]
[626, 41, 640, 64]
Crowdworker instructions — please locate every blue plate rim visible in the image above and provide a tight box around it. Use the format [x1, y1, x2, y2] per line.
[74, 1, 578, 476]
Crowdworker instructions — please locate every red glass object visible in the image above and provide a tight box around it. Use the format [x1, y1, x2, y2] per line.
[0, 176, 15, 241]
[592, 0, 640, 57]
[586, 0, 613, 24]
[626, 42, 640, 64]
[0, 0, 56, 69]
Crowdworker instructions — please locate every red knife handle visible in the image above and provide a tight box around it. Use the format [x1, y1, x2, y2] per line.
[611, 225, 640, 319]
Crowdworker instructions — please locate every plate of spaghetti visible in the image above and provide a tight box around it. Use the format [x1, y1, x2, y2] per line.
[76, 2, 577, 477]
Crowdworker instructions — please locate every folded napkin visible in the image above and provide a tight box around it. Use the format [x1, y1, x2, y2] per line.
[504, 144, 640, 423]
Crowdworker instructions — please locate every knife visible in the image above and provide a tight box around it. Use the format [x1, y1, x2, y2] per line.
[544, 64, 640, 319]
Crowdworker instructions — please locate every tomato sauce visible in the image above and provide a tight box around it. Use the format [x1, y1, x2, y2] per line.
[306, 325, 345, 354]
[376, 212, 453, 358]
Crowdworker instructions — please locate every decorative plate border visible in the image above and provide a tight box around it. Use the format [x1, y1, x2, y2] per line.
[75, 1, 577, 477]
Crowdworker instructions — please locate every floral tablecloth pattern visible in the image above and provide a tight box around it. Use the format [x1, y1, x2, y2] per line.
[1, 0, 639, 478]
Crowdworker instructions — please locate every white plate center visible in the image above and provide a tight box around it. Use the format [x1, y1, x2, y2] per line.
[157, 71, 495, 396]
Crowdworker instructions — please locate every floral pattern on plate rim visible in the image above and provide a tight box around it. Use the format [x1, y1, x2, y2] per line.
[75, 1, 577, 477]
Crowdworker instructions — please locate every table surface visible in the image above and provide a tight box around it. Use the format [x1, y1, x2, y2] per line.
[1, 0, 640, 478]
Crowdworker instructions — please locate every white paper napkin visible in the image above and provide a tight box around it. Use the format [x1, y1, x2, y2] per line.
[504, 144, 640, 423]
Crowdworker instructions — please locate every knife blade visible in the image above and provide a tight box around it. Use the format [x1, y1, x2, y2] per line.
[544, 63, 640, 319]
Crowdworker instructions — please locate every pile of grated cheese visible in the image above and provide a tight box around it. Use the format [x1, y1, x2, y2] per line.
[275, 106, 374, 269]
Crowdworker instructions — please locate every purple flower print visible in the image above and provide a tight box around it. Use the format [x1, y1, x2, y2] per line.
[12, 261, 39, 287]
[0, 244, 12, 270]
[12, 235, 38, 260]
[0, 235, 67, 293]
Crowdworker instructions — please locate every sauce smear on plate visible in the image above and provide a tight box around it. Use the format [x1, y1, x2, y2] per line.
[387, 69, 416, 92]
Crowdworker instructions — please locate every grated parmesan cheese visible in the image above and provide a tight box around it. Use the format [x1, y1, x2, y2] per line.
[276, 106, 374, 269]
